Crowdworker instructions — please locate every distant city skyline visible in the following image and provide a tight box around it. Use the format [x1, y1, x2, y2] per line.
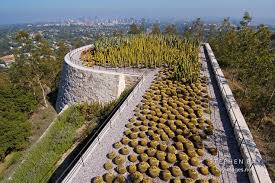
[1, 0, 275, 25]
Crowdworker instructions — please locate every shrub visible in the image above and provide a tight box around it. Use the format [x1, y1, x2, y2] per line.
[171, 166, 182, 177]
[148, 166, 160, 178]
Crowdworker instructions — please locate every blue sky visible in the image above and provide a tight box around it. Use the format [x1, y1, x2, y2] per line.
[1, 0, 275, 24]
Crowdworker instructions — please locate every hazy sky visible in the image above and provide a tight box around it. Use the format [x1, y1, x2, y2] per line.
[1, 0, 275, 24]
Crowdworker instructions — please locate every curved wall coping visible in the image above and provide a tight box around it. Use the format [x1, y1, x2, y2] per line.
[64, 45, 142, 77]
[204, 43, 272, 183]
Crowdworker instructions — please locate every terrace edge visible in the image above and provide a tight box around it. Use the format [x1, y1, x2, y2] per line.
[204, 43, 272, 183]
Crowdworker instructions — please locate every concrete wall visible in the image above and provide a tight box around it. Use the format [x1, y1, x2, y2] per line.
[56, 45, 140, 112]
[205, 43, 272, 183]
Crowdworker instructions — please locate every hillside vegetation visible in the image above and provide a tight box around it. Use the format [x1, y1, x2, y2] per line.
[208, 13, 275, 180]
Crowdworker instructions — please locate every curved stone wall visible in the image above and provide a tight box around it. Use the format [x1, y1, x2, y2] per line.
[56, 45, 142, 112]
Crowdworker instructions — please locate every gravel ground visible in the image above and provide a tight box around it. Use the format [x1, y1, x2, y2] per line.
[64, 48, 249, 183]
[200, 46, 249, 183]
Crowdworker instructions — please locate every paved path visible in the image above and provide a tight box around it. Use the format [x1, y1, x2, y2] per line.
[200, 47, 249, 183]
[64, 69, 159, 183]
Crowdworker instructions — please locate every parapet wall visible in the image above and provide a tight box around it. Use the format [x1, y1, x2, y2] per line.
[56, 45, 142, 112]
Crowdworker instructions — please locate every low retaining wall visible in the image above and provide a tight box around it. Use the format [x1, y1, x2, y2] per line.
[56, 45, 141, 112]
[58, 74, 146, 183]
[204, 43, 272, 183]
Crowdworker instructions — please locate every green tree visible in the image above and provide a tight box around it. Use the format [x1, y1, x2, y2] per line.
[164, 24, 177, 35]
[151, 23, 161, 35]
[128, 23, 141, 34]
[209, 12, 275, 128]
[184, 18, 204, 42]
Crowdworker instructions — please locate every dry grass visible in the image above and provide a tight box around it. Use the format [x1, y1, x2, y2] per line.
[223, 68, 275, 182]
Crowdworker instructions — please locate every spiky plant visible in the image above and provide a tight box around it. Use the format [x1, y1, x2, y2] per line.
[93, 176, 104, 183]
[119, 147, 130, 155]
[104, 173, 115, 183]
[167, 153, 177, 163]
[188, 169, 199, 179]
[114, 175, 126, 183]
[130, 172, 143, 183]
[116, 165, 127, 174]
[104, 161, 113, 170]
[171, 166, 182, 177]
[148, 166, 160, 178]
[138, 162, 150, 173]
[209, 166, 221, 177]
[128, 164, 137, 173]
[107, 151, 117, 159]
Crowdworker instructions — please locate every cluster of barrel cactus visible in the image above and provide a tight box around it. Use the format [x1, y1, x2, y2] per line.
[93, 68, 221, 183]
[80, 34, 200, 83]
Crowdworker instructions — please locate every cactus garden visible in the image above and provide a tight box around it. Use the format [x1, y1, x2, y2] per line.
[80, 34, 200, 83]
[91, 65, 221, 182]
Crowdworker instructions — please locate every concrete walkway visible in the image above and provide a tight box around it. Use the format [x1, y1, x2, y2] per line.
[63, 69, 159, 183]
[201, 47, 249, 183]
